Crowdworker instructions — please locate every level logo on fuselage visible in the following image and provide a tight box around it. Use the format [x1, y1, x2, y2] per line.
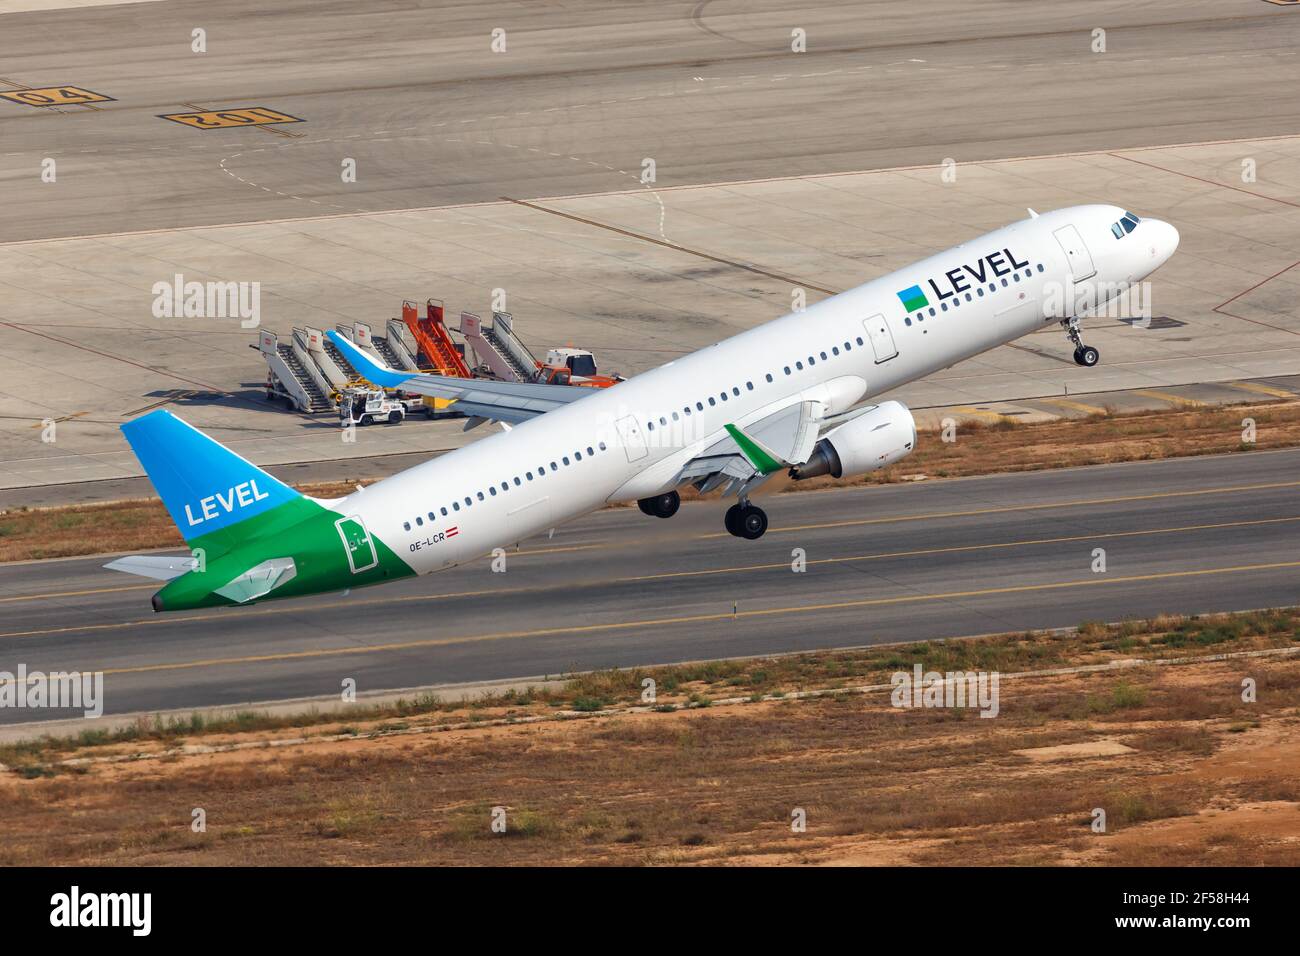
[897, 247, 1031, 311]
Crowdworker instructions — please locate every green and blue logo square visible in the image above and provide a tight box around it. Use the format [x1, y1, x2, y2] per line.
[897, 284, 928, 312]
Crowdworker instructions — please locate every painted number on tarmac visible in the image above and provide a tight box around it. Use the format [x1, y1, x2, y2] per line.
[0, 86, 114, 107]
[158, 107, 304, 130]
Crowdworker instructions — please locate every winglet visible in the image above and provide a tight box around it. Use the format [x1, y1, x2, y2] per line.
[326, 330, 413, 389]
[724, 423, 784, 474]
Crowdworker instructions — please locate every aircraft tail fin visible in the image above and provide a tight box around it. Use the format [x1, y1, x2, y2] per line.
[119, 410, 301, 551]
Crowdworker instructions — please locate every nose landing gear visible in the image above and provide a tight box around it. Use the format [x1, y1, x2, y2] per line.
[1062, 318, 1099, 367]
[724, 499, 768, 539]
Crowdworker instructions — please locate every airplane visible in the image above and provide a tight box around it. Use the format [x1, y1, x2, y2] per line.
[106, 204, 1178, 611]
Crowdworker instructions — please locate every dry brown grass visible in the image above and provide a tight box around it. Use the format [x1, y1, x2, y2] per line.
[1, 611, 1297, 866]
[802, 399, 1300, 489]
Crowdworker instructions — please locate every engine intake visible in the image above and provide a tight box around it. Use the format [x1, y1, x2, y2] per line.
[789, 401, 916, 480]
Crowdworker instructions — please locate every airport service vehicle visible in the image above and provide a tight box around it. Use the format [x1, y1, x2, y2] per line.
[338, 386, 407, 427]
[106, 205, 1178, 611]
[535, 347, 623, 388]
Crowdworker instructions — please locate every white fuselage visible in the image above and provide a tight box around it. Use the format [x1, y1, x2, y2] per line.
[334, 204, 1178, 573]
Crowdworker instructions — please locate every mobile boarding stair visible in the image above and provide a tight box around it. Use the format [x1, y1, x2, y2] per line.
[256, 329, 333, 413]
[460, 310, 538, 383]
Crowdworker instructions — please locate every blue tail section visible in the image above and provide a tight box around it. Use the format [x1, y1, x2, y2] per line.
[326, 330, 414, 388]
[120, 410, 300, 548]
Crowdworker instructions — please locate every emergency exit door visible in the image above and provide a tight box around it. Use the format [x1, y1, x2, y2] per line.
[335, 515, 378, 574]
[863, 314, 899, 363]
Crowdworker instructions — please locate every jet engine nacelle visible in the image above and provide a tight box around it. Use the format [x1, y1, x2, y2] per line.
[789, 401, 915, 480]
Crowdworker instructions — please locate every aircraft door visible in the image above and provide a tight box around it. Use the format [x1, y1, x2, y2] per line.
[615, 415, 648, 462]
[1053, 225, 1097, 280]
[863, 314, 899, 363]
[335, 515, 378, 574]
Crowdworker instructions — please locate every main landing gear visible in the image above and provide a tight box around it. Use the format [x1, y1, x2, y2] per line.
[1062, 318, 1099, 367]
[637, 491, 680, 519]
[724, 499, 768, 540]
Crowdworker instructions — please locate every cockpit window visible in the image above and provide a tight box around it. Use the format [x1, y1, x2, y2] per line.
[1111, 212, 1142, 238]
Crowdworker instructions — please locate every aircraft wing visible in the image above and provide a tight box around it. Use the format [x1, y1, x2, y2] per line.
[326, 330, 591, 425]
[677, 400, 824, 496]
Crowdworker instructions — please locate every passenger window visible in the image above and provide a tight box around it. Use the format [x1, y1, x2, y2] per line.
[765, 373, 773, 383]
[709, 397, 716, 405]
[599, 442, 607, 451]
[856, 337, 864, 346]
[453, 502, 460, 511]
[819, 351, 827, 360]
[550, 462, 557, 471]
[477, 492, 484, 501]
[489, 487, 497, 496]
[575, 451, 582, 460]
[562, 456, 570, 465]
[587, 447, 594, 455]
[403, 522, 411, 531]
[784, 366, 791, 375]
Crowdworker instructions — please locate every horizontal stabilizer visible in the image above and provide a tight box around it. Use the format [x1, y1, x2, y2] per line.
[103, 554, 199, 581]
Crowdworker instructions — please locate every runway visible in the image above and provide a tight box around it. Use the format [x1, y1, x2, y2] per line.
[2, 447, 1298, 725]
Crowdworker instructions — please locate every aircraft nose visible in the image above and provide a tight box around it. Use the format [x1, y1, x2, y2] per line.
[1146, 219, 1180, 265]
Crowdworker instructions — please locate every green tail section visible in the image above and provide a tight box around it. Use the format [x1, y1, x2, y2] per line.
[118, 410, 415, 612]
